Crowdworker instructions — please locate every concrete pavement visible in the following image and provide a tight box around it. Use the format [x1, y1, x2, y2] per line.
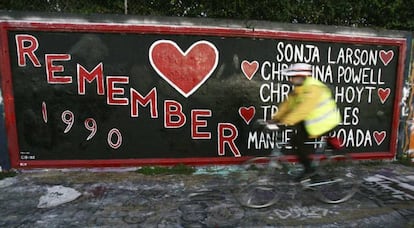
[0, 162, 413, 227]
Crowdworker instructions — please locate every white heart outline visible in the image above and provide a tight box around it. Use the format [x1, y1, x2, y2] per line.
[379, 50, 394, 66]
[373, 131, 386, 145]
[238, 106, 256, 124]
[378, 87, 391, 104]
[241, 60, 259, 80]
[149, 40, 219, 98]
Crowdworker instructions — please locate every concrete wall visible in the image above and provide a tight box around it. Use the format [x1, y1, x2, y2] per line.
[0, 11, 411, 169]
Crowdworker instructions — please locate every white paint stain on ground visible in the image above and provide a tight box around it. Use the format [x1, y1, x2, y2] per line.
[269, 206, 333, 220]
[405, 175, 414, 181]
[194, 165, 243, 176]
[37, 185, 81, 208]
[364, 174, 414, 200]
[0, 177, 18, 188]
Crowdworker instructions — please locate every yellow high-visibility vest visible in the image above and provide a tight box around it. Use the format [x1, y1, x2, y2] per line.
[303, 78, 341, 136]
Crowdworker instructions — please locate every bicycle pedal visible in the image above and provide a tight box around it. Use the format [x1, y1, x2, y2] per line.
[300, 178, 312, 185]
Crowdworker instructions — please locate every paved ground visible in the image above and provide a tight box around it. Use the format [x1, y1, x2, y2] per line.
[0, 162, 413, 227]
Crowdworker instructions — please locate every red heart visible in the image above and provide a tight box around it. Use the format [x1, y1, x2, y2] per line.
[373, 131, 386, 145]
[378, 88, 390, 104]
[149, 40, 218, 97]
[239, 106, 255, 124]
[241, 60, 259, 80]
[380, 50, 394, 66]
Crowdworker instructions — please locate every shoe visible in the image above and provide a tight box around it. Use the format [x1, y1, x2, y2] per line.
[294, 169, 316, 182]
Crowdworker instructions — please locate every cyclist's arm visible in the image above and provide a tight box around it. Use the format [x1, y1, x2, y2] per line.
[278, 85, 321, 125]
[271, 99, 290, 121]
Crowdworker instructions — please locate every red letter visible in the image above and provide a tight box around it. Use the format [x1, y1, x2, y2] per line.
[130, 87, 158, 118]
[45, 54, 72, 84]
[164, 100, 186, 128]
[15, 34, 41, 67]
[191, 109, 212, 139]
[77, 63, 104, 95]
[106, 76, 129, 105]
[217, 123, 240, 157]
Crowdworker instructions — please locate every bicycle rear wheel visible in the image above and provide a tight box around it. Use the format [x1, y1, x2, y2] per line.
[311, 154, 359, 204]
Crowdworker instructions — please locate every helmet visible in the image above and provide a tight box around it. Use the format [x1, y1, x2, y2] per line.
[284, 63, 312, 76]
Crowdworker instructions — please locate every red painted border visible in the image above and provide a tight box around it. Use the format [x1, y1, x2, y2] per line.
[0, 21, 407, 168]
[0, 23, 21, 169]
[2, 21, 407, 45]
[13, 153, 395, 169]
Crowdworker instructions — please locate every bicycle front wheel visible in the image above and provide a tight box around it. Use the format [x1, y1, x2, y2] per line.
[233, 156, 283, 184]
[312, 154, 359, 204]
[234, 178, 281, 208]
[232, 156, 289, 208]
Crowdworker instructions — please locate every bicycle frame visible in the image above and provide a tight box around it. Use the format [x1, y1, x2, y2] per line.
[233, 122, 359, 208]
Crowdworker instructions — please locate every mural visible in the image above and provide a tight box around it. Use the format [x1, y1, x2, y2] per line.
[0, 14, 409, 168]
[401, 39, 414, 162]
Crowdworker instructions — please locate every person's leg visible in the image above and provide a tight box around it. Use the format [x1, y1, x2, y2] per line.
[292, 122, 315, 174]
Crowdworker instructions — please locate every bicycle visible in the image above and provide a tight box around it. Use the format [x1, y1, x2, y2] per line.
[232, 120, 359, 209]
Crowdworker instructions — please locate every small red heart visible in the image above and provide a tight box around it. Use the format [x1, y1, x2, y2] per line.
[373, 131, 386, 145]
[149, 40, 218, 97]
[241, 60, 259, 80]
[380, 50, 394, 66]
[378, 88, 391, 104]
[239, 106, 255, 124]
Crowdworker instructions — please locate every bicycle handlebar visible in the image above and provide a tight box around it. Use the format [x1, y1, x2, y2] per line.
[255, 119, 280, 130]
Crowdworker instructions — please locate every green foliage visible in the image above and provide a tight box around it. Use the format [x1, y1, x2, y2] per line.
[396, 159, 414, 166]
[1, 0, 125, 14]
[1, 0, 413, 30]
[396, 153, 414, 167]
[0, 171, 17, 180]
[136, 163, 195, 175]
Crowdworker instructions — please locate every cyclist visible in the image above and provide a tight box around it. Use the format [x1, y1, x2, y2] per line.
[271, 63, 341, 181]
